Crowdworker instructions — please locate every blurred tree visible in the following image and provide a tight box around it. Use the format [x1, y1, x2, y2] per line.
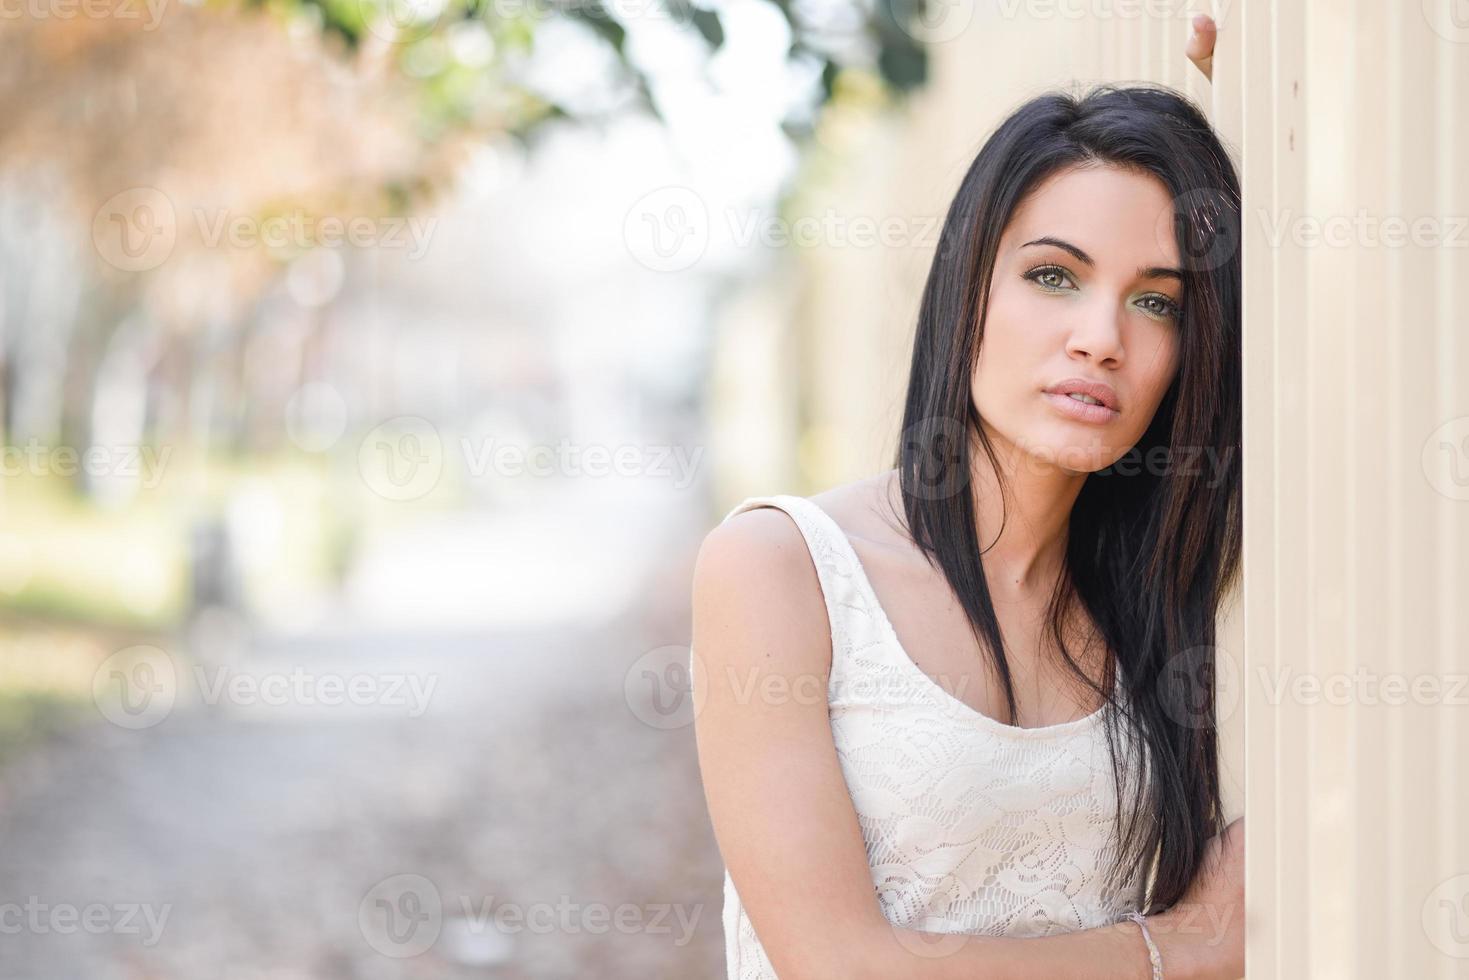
[0, 0, 927, 464]
[267, 0, 928, 139]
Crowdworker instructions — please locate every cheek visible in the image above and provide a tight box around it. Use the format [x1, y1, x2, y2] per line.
[1142, 332, 1182, 400]
[1124, 332, 1181, 430]
[972, 291, 1043, 386]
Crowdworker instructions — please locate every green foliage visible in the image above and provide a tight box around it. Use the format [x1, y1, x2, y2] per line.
[247, 0, 927, 140]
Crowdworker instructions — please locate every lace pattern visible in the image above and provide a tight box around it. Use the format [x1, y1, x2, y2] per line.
[711, 494, 1150, 980]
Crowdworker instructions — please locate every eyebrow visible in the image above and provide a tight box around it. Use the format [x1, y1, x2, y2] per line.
[1021, 236, 1184, 282]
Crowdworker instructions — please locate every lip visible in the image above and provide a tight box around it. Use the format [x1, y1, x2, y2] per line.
[1042, 378, 1121, 424]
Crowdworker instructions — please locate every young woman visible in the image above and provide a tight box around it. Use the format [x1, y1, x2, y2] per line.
[690, 49, 1244, 980]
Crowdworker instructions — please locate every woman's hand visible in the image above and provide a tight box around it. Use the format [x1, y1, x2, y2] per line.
[1186, 13, 1217, 82]
[1151, 816, 1245, 980]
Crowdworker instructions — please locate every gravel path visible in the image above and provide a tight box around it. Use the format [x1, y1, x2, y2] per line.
[0, 545, 724, 979]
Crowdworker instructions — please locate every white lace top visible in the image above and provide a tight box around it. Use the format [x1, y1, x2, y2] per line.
[708, 494, 1151, 980]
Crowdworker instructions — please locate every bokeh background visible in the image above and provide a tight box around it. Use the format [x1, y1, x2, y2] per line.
[10, 1, 1469, 978]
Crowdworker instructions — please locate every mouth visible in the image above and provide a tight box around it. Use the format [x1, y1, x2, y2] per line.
[1042, 387, 1121, 424]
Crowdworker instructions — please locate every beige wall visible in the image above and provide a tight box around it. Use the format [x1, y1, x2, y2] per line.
[1238, 1, 1469, 977]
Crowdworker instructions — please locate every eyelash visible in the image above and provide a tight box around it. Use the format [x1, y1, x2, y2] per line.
[1021, 264, 1184, 322]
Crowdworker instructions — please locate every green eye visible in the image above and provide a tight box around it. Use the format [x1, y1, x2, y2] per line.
[1024, 265, 1075, 291]
[1137, 294, 1183, 320]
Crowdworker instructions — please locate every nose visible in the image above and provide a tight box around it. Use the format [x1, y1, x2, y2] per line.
[1064, 295, 1126, 367]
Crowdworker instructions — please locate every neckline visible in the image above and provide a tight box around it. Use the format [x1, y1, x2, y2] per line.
[789, 494, 1115, 740]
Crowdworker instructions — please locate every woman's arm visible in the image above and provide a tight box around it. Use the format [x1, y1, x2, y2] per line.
[691, 509, 1233, 980]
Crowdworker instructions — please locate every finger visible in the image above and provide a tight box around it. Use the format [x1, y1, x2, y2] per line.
[1186, 13, 1216, 81]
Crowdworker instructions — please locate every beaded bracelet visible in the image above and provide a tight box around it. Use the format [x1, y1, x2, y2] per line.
[1117, 910, 1164, 979]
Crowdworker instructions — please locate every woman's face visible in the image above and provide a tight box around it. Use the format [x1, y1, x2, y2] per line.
[972, 163, 1183, 474]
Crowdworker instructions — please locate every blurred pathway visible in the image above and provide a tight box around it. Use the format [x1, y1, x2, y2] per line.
[0, 494, 723, 980]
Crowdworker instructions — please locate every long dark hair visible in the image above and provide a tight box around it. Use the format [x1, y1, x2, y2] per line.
[893, 84, 1241, 915]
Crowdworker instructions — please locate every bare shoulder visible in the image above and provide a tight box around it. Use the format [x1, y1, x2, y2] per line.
[691, 501, 831, 677]
[695, 469, 901, 589]
[694, 503, 812, 591]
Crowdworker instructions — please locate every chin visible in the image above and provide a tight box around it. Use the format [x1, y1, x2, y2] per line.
[1015, 429, 1123, 475]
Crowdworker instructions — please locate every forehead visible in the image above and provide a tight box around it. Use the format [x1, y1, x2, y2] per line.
[1002, 163, 1181, 269]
